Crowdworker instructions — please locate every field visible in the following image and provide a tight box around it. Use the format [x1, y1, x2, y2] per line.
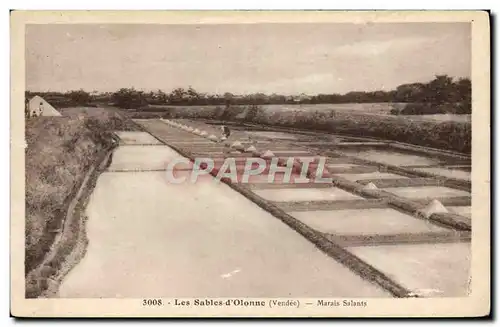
[409, 114, 471, 123]
[144, 103, 470, 123]
[261, 103, 405, 114]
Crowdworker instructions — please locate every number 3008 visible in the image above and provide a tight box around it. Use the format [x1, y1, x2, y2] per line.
[143, 299, 163, 306]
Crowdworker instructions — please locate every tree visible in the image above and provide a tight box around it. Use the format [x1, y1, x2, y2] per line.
[112, 88, 147, 109]
[455, 78, 472, 103]
[424, 75, 454, 104]
[187, 86, 199, 99]
[454, 77, 472, 114]
[169, 88, 187, 104]
[269, 93, 286, 104]
[157, 89, 168, 104]
[223, 92, 234, 107]
[394, 83, 425, 102]
[66, 89, 91, 105]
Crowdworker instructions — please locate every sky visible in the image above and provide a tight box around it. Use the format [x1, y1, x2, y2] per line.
[25, 23, 471, 95]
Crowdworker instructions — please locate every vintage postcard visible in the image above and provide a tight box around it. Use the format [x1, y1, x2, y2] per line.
[11, 10, 490, 318]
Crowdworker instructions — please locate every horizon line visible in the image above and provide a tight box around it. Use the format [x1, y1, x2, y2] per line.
[25, 74, 471, 96]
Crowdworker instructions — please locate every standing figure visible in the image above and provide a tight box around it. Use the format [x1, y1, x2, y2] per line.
[220, 125, 231, 141]
[25, 98, 29, 118]
[220, 124, 231, 155]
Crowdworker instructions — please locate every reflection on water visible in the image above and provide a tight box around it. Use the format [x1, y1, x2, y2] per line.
[245, 131, 299, 140]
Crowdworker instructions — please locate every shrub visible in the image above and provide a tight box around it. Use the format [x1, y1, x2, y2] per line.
[243, 104, 264, 122]
[112, 88, 148, 109]
[390, 108, 401, 115]
[453, 102, 472, 114]
[66, 90, 91, 106]
[396, 102, 471, 116]
[400, 103, 447, 115]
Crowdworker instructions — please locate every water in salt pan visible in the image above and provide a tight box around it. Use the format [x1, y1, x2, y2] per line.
[340, 148, 441, 166]
[383, 186, 470, 199]
[347, 243, 471, 297]
[289, 208, 447, 235]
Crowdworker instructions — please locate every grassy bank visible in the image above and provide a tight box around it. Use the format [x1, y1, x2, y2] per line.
[125, 105, 471, 154]
[25, 107, 137, 285]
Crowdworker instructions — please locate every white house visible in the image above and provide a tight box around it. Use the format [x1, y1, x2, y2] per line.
[27, 95, 62, 117]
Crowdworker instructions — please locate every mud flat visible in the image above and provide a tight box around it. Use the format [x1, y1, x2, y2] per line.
[58, 140, 390, 298]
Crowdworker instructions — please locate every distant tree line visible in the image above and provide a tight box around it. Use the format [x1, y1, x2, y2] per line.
[26, 74, 471, 114]
[25, 89, 93, 108]
[389, 75, 471, 115]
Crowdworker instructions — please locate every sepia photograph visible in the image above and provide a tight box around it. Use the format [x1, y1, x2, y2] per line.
[11, 10, 490, 317]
